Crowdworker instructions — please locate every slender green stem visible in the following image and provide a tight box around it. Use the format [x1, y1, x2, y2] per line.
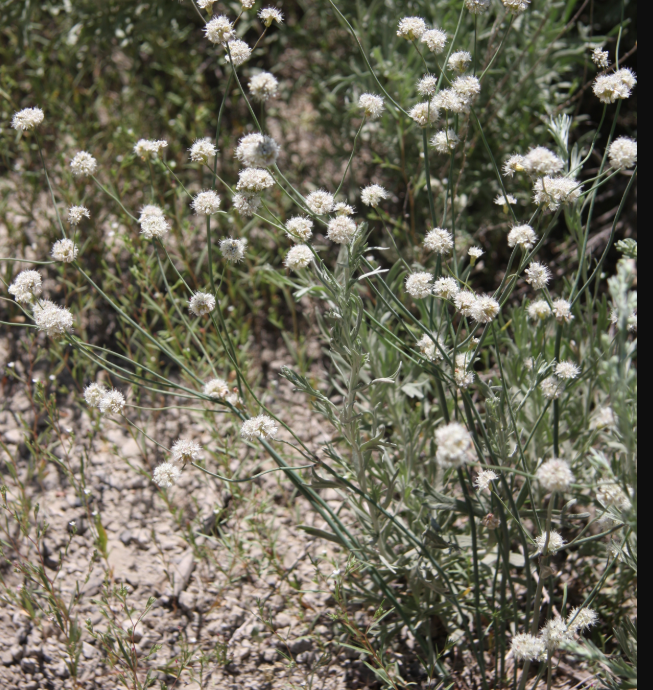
[335, 118, 366, 197]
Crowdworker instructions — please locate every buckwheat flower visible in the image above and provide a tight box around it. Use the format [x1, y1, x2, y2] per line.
[237, 168, 275, 193]
[424, 227, 453, 254]
[191, 190, 222, 215]
[454, 290, 477, 317]
[591, 47, 610, 69]
[306, 190, 335, 215]
[84, 383, 107, 408]
[468, 246, 484, 261]
[188, 292, 216, 317]
[359, 93, 385, 120]
[540, 617, 570, 652]
[189, 138, 217, 164]
[524, 261, 551, 290]
[283, 216, 312, 243]
[204, 15, 234, 45]
[537, 458, 574, 492]
[70, 151, 98, 177]
[475, 469, 498, 492]
[511, 634, 545, 662]
[433, 88, 467, 114]
[397, 17, 427, 41]
[590, 406, 615, 430]
[249, 72, 279, 101]
[417, 75, 438, 97]
[220, 238, 247, 263]
[133, 139, 167, 159]
[240, 0, 255, 9]
[8, 270, 43, 304]
[225, 39, 252, 67]
[533, 176, 582, 211]
[433, 277, 459, 300]
[405, 272, 433, 299]
[334, 202, 355, 216]
[503, 154, 526, 177]
[502, 0, 530, 15]
[523, 147, 564, 178]
[12, 107, 44, 131]
[259, 7, 284, 27]
[416, 333, 444, 361]
[171, 439, 202, 465]
[139, 204, 169, 240]
[455, 367, 475, 389]
[567, 607, 598, 633]
[471, 295, 500, 323]
[597, 483, 631, 511]
[241, 414, 278, 440]
[197, 0, 216, 7]
[421, 28, 447, 54]
[435, 421, 475, 469]
[68, 205, 90, 225]
[285, 244, 313, 271]
[508, 224, 537, 250]
[527, 300, 551, 321]
[555, 361, 580, 380]
[153, 462, 182, 488]
[452, 75, 481, 106]
[203, 378, 229, 399]
[465, 0, 491, 14]
[608, 137, 637, 169]
[51, 238, 78, 263]
[409, 102, 439, 127]
[431, 129, 459, 153]
[540, 376, 562, 400]
[448, 51, 472, 74]
[33, 300, 74, 337]
[616, 67, 637, 89]
[98, 389, 125, 415]
[327, 216, 357, 245]
[552, 298, 574, 324]
[535, 530, 565, 555]
[361, 184, 388, 207]
[232, 192, 261, 217]
[592, 73, 630, 103]
[494, 193, 517, 208]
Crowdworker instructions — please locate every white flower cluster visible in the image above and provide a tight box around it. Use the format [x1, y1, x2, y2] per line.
[249, 72, 279, 102]
[421, 29, 447, 54]
[139, 204, 170, 240]
[593, 68, 636, 103]
[188, 291, 216, 317]
[504, 147, 564, 178]
[433, 75, 481, 114]
[359, 93, 385, 120]
[533, 176, 582, 211]
[285, 217, 313, 242]
[608, 137, 637, 169]
[502, 0, 530, 15]
[220, 238, 247, 262]
[508, 224, 537, 250]
[241, 414, 278, 441]
[232, 192, 262, 217]
[435, 422, 475, 469]
[84, 383, 126, 415]
[33, 300, 74, 337]
[70, 151, 98, 177]
[152, 439, 202, 488]
[133, 139, 167, 159]
[236, 133, 280, 168]
[591, 47, 610, 69]
[448, 51, 472, 74]
[465, 0, 491, 14]
[203, 378, 230, 399]
[204, 16, 235, 45]
[306, 190, 335, 215]
[535, 529, 565, 555]
[405, 272, 433, 299]
[285, 244, 313, 271]
[536, 458, 574, 492]
[327, 216, 357, 245]
[191, 190, 222, 215]
[68, 205, 90, 225]
[259, 7, 284, 27]
[8, 270, 43, 304]
[431, 129, 459, 153]
[433, 277, 459, 300]
[417, 75, 438, 97]
[527, 300, 551, 321]
[397, 17, 427, 41]
[409, 102, 439, 127]
[225, 40, 252, 67]
[51, 238, 78, 263]
[361, 184, 388, 207]
[189, 138, 217, 164]
[424, 227, 453, 255]
[524, 261, 551, 290]
[12, 107, 44, 131]
[474, 469, 498, 492]
[237, 168, 275, 193]
[416, 333, 444, 362]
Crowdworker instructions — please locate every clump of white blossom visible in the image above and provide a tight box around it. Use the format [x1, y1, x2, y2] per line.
[51, 238, 78, 263]
[204, 378, 229, 399]
[306, 190, 335, 215]
[8, 271, 43, 304]
[334, 203, 355, 216]
[171, 439, 202, 465]
[249, 72, 279, 101]
[511, 634, 545, 662]
[12, 107, 44, 131]
[409, 102, 439, 127]
[591, 47, 610, 69]
[189, 138, 217, 164]
[405, 272, 433, 299]
[533, 176, 581, 211]
[359, 93, 384, 120]
[537, 459, 574, 492]
[232, 192, 261, 217]
[552, 298, 574, 323]
[68, 205, 90, 225]
[465, 0, 491, 14]
[153, 462, 182, 488]
[416, 334, 444, 362]
[435, 422, 475, 468]
[448, 51, 472, 74]
[204, 16, 234, 45]
[417, 75, 438, 97]
[494, 193, 517, 207]
[139, 205, 169, 240]
[596, 483, 632, 511]
[241, 414, 278, 441]
[237, 168, 274, 193]
[525, 261, 551, 290]
[220, 238, 247, 263]
[225, 40, 252, 67]
[593, 68, 636, 103]
[285, 245, 313, 271]
[471, 295, 500, 323]
[475, 469, 498, 492]
[361, 184, 388, 207]
[397, 17, 427, 41]
[527, 300, 551, 321]
[327, 216, 357, 245]
[608, 137, 637, 169]
[555, 361, 580, 379]
[191, 190, 222, 215]
[540, 376, 563, 400]
[259, 7, 284, 27]
[535, 530, 565, 555]
[424, 227, 453, 255]
[70, 151, 98, 177]
[98, 389, 126, 416]
[433, 277, 459, 300]
[454, 290, 477, 317]
[285, 217, 313, 242]
[33, 300, 74, 337]
[431, 129, 459, 153]
[84, 382, 107, 408]
[502, 0, 530, 15]
[133, 139, 167, 159]
[508, 224, 537, 250]
[421, 28, 447, 54]
[188, 292, 216, 317]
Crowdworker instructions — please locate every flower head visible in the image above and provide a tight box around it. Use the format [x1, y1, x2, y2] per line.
[527, 300, 551, 321]
[70, 151, 98, 177]
[555, 361, 580, 380]
[191, 190, 222, 215]
[597, 483, 631, 511]
[232, 193, 261, 217]
[285, 244, 313, 271]
[537, 459, 574, 492]
[465, 0, 491, 13]
[153, 462, 182, 488]
[416, 334, 444, 361]
[591, 47, 610, 69]
[327, 216, 357, 245]
[511, 634, 545, 662]
[241, 414, 278, 441]
[452, 75, 481, 106]
[540, 617, 571, 652]
[503, 154, 526, 177]
[431, 129, 459, 153]
[535, 530, 565, 555]
[334, 202, 355, 216]
[475, 469, 498, 492]
[84, 383, 107, 408]
[237, 168, 274, 193]
[361, 184, 389, 207]
[417, 75, 438, 97]
[285, 216, 313, 242]
[8, 271, 43, 304]
[433, 277, 459, 300]
[397, 16, 427, 41]
[508, 224, 538, 250]
[455, 368, 475, 389]
[567, 607, 598, 633]
[68, 205, 90, 225]
[405, 272, 433, 299]
[51, 239, 78, 263]
[552, 298, 573, 324]
[98, 389, 125, 415]
[359, 93, 384, 119]
[249, 72, 279, 101]
[435, 421, 475, 468]
[220, 238, 247, 263]
[454, 290, 477, 317]
[540, 376, 562, 400]
[533, 176, 581, 211]
[608, 137, 637, 169]
[494, 193, 517, 208]
[188, 292, 216, 317]
[139, 204, 169, 240]
[590, 407, 615, 431]
[12, 107, 44, 131]
[523, 147, 564, 177]
[259, 7, 284, 27]
[203, 378, 229, 399]
[502, 0, 530, 15]
[468, 246, 484, 261]
[306, 190, 335, 215]
[409, 102, 439, 127]
[593, 69, 636, 103]
[204, 15, 234, 44]
[189, 138, 218, 164]
[133, 139, 167, 159]
[240, 0, 255, 9]
[171, 439, 202, 465]
[33, 300, 74, 337]
[524, 262, 551, 290]
[471, 295, 500, 323]
[424, 227, 453, 254]
[225, 39, 252, 67]
[421, 29, 447, 54]
[448, 51, 472, 73]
